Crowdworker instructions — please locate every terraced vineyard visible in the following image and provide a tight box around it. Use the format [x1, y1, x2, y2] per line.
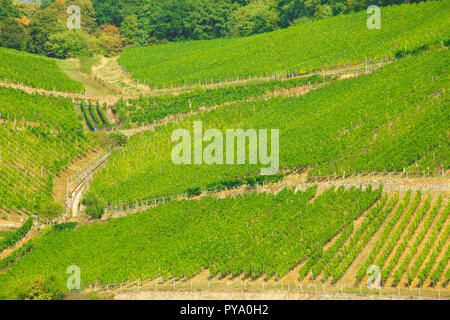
[0, 186, 384, 298]
[0, 186, 447, 300]
[296, 190, 449, 289]
[0, 1, 447, 301]
[91, 50, 448, 208]
[77, 101, 111, 132]
[119, 1, 449, 87]
[0, 218, 32, 253]
[0, 87, 90, 212]
[0, 48, 84, 93]
[115, 75, 331, 126]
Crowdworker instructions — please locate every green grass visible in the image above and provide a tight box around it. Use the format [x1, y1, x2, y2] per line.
[0, 185, 382, 299]
[91, 49, 449, 207]
[0, 47, 84, 92]
[119, 1, 449, 88]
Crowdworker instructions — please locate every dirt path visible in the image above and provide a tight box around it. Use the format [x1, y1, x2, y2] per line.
[92, 260, 449, 300]
[0, 57, 387, 139]
[0, 57, 389, 107]
[0, 149, 110, 260]
[0, 81, 128, 107]
[409, 217, 450, 288]
[92, 56, 153, 96]
[90, 189, 448, 300]
[57, 58, 117, 97]
[119, 82, 327, 137]
[52, 149, 102, 205]
[0, 213, 26, 231]
[424, 241, 450, 287]
[380, 192, 430, 287]
[67, 148, 113, 217]
[90, 56, 107, 79]
[334, 193, 403, 286]
[94, 56, 390, 96]
[395, 197, 446, 287]
[292, 193, 393, 285]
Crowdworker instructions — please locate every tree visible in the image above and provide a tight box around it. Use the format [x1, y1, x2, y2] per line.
[302, 0, 321, 17]
[92, 0, 122, 26]
[0, 0, 19, 22]
[96, 24, 124, 56]
[0, 17, 28, 50]
[277, 0, 304, 27]
[313, 4, 333, 20]
[16, 276, 65, 300]
[230, 0, 279, 37]
[45, 30, 89, 58]
[183, 0, 233, 40]
[82, 190, 106, 219]
[27, 8, 63, 55]
[147, 0, 233, 42]
[120, 14, 139, 45]
[67, 0, 98, 32]
[149, 0, 187, 41]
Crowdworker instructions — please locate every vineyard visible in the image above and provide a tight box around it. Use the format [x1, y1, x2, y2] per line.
[0, 1, 447, 301]
[115, 75, 330, 126]
[0, 86, 90, 212]
[0, 218, 32, 253]
[90, 49, 449, 207]
[298, 190, 449, 289]
[77, 101, 111, 131]
[0, 186, 448, 300]
[118, 1, 449, 87]
[0, 47, 84, 93]
[0, 185, 384, 298]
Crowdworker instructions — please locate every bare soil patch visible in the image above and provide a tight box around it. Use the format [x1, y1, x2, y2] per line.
[52, 149, 102, 205]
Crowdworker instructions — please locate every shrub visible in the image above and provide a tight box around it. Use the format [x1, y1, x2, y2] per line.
[187, 187, 202, 197]
[109, 131, 127, 146]
[39, 201, 64, 218]
[53, 223, 78, 232]
[91, 131, 113, 148]
[82, 191, 106, 219]
[16, 276, 66, 300]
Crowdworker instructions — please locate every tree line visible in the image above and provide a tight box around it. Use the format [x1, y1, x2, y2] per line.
[0, 0, 426, 59]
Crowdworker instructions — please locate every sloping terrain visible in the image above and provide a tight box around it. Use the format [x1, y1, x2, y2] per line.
[119, 1, 449, 87]
[0, 2, 447, 301]
[90, 50, 449, 207]
[0, 87, 91, 213]
[0, 48, 84, 93]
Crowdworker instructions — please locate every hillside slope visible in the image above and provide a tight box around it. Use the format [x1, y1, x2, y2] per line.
[0, 186, 382, 298]
[0, 48, 84, 93]
[119, 1, 449, 87]
[0, 87, 90, 213]
[91, 49, 449, 207]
